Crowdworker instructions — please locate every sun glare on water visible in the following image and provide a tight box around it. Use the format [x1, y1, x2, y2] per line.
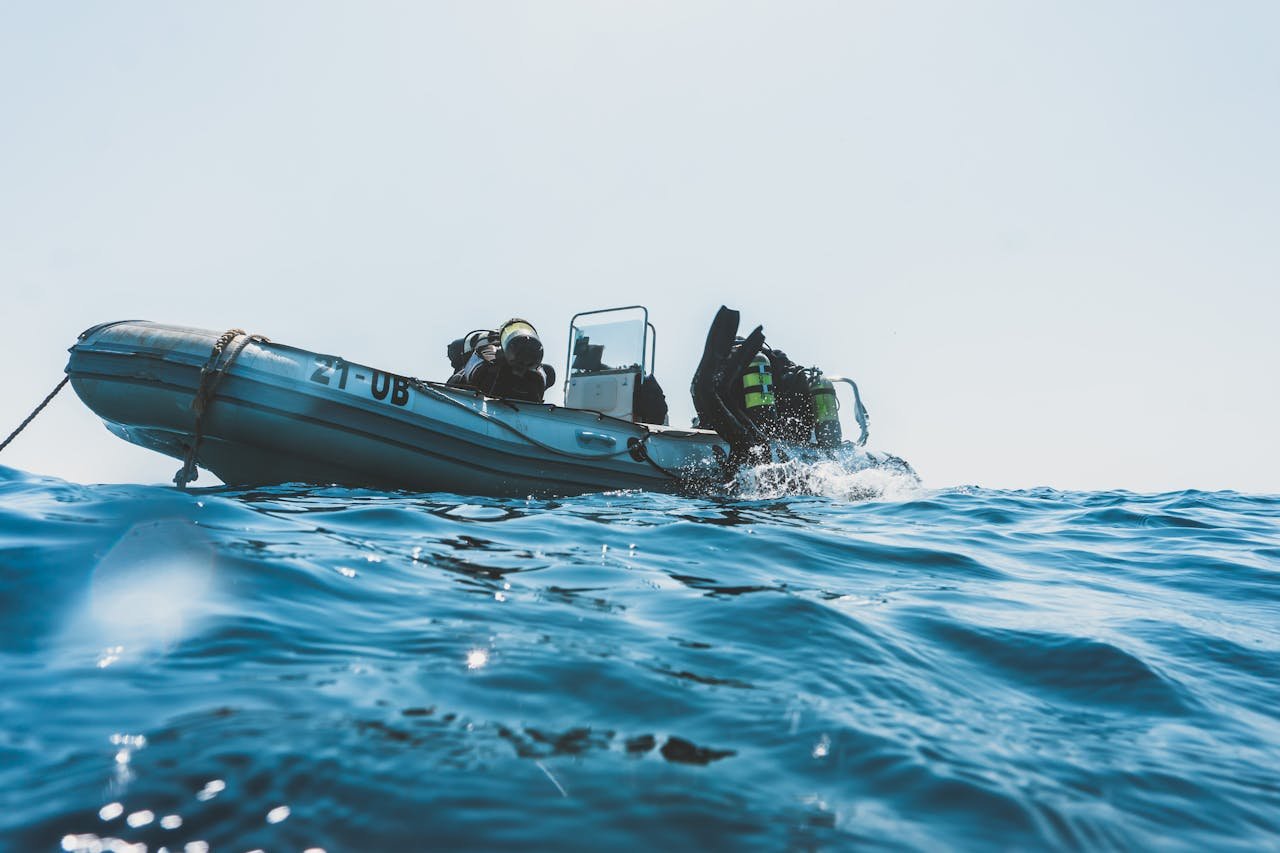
[68, 519, 218, 665]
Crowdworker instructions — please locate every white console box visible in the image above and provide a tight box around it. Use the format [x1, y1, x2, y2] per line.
[565, 368, 638, 421]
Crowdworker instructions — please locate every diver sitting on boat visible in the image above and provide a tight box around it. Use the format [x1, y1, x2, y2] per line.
[446, 318, 556, 403]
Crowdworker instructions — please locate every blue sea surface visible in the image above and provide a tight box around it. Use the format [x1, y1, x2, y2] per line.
[1, 464, 1278, 851]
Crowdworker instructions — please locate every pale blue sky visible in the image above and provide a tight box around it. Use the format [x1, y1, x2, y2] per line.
[2, 1, 1276, 492]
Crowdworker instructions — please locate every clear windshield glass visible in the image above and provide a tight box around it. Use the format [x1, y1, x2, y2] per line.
[568, 307, 647, 375]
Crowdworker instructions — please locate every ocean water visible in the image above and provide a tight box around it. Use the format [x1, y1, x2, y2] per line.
[1, 464, 1278, 852]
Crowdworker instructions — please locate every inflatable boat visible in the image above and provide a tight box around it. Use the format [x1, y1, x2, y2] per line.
[65, 311, 739, 495]
[66, 307, 901, 496]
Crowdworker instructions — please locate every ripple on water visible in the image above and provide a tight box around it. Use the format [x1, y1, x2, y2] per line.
[2, 468, 1279, 849]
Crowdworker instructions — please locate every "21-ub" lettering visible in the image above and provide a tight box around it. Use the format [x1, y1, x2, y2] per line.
[370, 371, 410, 406]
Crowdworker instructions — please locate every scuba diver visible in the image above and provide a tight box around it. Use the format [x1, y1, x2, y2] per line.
[446, 318, 557, 403]
[691, 306, 867, 472]
[751, 344, 848, 449]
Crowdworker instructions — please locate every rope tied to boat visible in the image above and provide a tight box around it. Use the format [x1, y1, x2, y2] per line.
[408, 379, 684, 479]
[0, 376, 70, 455]
[174, 328, 268, 489]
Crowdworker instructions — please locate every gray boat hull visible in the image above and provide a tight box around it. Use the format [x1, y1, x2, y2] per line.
[67, 321, 726, 496]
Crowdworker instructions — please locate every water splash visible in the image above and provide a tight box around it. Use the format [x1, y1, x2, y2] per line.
[734, 445, 922, 501]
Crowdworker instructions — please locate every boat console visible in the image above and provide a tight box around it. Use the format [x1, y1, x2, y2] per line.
[564, 306, 663, 424]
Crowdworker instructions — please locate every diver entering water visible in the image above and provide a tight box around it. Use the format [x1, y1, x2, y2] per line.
[724, 341, 833, 446]
[690, 307, 774, 469]
[691, 306, 867, 472]
[446, 318, 557, 403]
[762, 349, 847, 448]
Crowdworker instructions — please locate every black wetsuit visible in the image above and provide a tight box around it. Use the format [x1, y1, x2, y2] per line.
[447, 348, 555, 403]
[764, 348, 816, 443]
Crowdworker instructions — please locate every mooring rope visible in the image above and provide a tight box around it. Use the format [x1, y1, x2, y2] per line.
[0, 376, 70, 454]
[174, 329, 268, 488]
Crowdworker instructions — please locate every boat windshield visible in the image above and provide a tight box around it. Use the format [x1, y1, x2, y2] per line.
[567, 306, 649, 376]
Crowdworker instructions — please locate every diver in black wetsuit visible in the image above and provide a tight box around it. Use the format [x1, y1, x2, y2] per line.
[746, 344, 815, 443]
[691, 307, 845, 470]
[446, 319, 556, 403]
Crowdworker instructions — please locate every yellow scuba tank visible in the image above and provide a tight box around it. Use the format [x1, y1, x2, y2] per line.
[740, 353, 777, 427]
[498, 319, 544, 373]
[810, 373, 842, 448]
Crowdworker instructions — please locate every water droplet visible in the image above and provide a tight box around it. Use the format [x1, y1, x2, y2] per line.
[266, 805, 291, 824]
[62, 835, 108, 853]
[812, 734, 831, 759]
[126, 810, 154, 828]
[195, 779, 225, 801]
[98, 803, 123, 821]
[446, 504, 506, 520]
[160, 814, 183, 829]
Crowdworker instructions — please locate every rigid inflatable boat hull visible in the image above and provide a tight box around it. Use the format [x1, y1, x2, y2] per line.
[67, 322, 726, 496]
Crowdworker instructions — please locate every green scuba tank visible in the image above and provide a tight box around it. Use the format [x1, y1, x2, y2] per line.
[810, 373, 842, 448]
[741, 353, 777, 426]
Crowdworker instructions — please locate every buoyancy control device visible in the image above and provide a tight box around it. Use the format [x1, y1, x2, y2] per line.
[767, 349, 817, 444]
